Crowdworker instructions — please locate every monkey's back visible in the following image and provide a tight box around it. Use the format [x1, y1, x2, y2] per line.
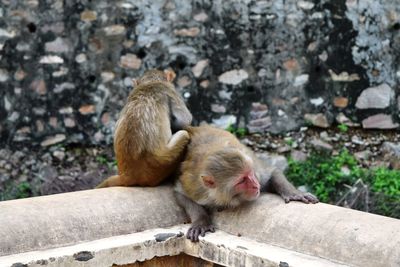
[113, 82, 174, 186]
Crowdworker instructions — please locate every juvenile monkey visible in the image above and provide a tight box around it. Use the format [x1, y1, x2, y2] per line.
[97, 69, 192, 188]
[175, 125, 318, 242]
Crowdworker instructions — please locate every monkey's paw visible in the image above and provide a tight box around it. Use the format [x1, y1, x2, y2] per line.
[187, 224, 216, 242]
[282, 192, 319, 204]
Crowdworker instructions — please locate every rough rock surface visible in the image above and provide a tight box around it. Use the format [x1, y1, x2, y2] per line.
[0, 0, 400, 147]
[362, 114, 399, 129]
[355, 84, 394, 109]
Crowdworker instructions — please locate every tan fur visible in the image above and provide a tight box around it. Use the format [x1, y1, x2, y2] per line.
[177, 125, 255, 208]
[175, 125, 319, 242]
[97, 69, 192, 188]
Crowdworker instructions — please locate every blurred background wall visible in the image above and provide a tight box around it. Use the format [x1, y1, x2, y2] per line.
[1, 0, 399, 147]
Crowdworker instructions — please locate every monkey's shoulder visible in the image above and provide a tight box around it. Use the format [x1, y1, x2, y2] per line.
[131, 81, 175, 97]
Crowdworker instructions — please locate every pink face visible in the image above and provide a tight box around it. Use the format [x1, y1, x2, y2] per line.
[233, 170, 260, 200]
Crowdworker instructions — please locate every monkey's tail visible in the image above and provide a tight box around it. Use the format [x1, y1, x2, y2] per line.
[95, 175, 124, 188]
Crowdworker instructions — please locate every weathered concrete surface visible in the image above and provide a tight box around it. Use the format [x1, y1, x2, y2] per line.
[212, 195, 400, 267]
[0, 225, 347, 267]
[0, 186, 187, 256]
[1, 187, 399, 267]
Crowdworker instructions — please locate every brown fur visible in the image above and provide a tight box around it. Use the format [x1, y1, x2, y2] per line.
[96, 69, 192, 188]
[175, 125, 318, 242]
[178, 126, 251, 205]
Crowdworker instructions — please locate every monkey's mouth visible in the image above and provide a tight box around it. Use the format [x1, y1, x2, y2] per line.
[244, 189, 260, 200]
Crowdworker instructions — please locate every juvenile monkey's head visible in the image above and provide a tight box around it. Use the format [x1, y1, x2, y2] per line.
[200, 147, 260, 207]
[133, 69, 176, 86]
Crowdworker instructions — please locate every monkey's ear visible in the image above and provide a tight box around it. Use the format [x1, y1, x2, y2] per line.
[201, 175, 216, 188]
[132, 78, 139, 87]
[164, 69, 176, 82]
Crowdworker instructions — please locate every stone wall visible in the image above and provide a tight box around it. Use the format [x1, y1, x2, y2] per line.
[1, 0, 399, 147]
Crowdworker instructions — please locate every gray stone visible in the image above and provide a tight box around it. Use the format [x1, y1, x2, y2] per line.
[398, 96, 400, 111]
[211, 115, 237, 129]
[101, 72, 115, 83]
[355, 84, 394, 109]
[304, 113, 330, 128]
[290, 150, 308, 162]
[248, 117, 272, 133]
[354, 150, 371, 162]
[250, 102, 268, 120]
[336, 113, 359, 127]
[381, 142, 400, 169]
[310, 97, 324, 106]
[218, 69, 249, 85]
[39, 55, 64, 64]
[293, 74, 309, 86]
[351, 135, 364, 145]
[297, 1, 315, 10]
[174, 27, 200, 37]
[310, 138, 333, 152]
[103, 25, 126, 36]
[191, 59, 208, 78]
[52, 150, 66, 161]
[75, 53, 87, 63]
[7, 111, 20, 122]
[362, 114, 399, 129]
[256, 153, 288, 172]
[120, 54, 142, 69]
[211, 104, 226, 113]
[193, 12, 208, 22]
[40, 134, 66, 147]
[320, 131, 331, 142]
[54, 82, 75, 94]
[45, 37, 71, 53]
[0, 69, 9, 82]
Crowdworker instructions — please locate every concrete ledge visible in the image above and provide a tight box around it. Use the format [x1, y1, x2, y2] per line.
[1, 186, 399, 267]
[212, 195, 400, 267]
[0, 187, 186, 256]
[0, 225, 347, 267]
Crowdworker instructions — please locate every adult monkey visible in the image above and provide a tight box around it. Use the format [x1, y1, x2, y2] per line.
[97, 69, 192, 188]
[175, 125, 319, 242]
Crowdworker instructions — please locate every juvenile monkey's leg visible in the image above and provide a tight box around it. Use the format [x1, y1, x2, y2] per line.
[266, 169, 319, 204]
[95, 175, 125, 188]
[175, 191, 215, 242]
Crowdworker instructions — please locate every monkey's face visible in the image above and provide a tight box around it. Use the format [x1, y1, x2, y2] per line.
[201, 148, 261, 206]
[232, 169, 260, 201]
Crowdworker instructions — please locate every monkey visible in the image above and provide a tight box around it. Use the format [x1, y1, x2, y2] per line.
[174, 125, 319, 242]
[96, 69, 193, 188]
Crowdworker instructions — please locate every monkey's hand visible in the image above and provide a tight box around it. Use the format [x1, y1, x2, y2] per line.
[187, 221, 216, 242]
[281, 191, 319, 204]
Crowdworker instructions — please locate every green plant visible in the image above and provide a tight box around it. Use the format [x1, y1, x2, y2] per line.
[286, 149, 400, 218]
[96, 155, 117, 171]
[286, 150, 364, 203]
[368, 168, 400, 217]
[0, 181, 33, 201]
[371, 168, 400, 197]
[285, 137, 294, 146]
[225, 124, 247, 138]
[96, 155, 108, 165]
[337, 123, 349, 133]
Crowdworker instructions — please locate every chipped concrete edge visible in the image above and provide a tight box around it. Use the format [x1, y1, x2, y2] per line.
[0, 225, 349, 267]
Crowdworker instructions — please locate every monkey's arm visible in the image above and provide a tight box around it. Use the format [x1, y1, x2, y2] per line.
[169, 97, 193, 133]
[155, 130, 190, 164]
[174, 191, 215, 242]
[263, 168, 319, 204]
